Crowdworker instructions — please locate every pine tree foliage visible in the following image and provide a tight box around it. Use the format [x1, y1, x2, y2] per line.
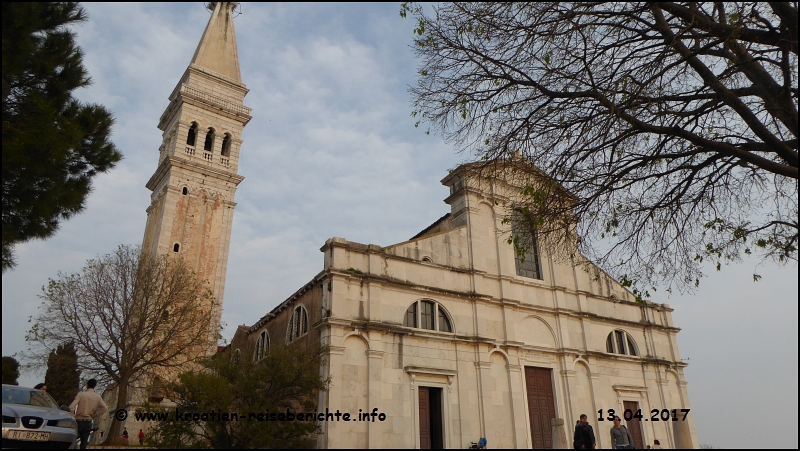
[2, 2, 122, 272]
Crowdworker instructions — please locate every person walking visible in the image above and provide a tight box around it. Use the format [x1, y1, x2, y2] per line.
[122, 427, 129, 439]
[573, 414, 596, 449]
[610, 416, 634, 449]
[69, 379, 108, 450]
[138, 429, 145, 445]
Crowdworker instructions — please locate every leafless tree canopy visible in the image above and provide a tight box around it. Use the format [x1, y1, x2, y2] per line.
[25, 245, 216, 442]
[406, 2, 798, 292]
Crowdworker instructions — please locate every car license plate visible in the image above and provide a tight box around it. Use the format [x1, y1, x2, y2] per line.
[8, 429, 51, 441]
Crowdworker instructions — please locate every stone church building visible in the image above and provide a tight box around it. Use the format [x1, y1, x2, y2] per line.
[120, 2, 698, 449]
[232, 163, 699, 449]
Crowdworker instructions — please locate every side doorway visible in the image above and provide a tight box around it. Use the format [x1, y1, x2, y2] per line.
[622, 400, 645, 449]
[418, 386, 444, 449]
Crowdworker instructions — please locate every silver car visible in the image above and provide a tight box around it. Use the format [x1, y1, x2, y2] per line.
[2, 384, 78, 449]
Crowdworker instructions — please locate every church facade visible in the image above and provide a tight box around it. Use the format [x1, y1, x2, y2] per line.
[233, 165, 699, 449]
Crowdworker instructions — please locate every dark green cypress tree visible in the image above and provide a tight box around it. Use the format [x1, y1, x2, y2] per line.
[2, 356, 20, 385]
[2, 2, 122, 272]
[44, 342, 81, 406]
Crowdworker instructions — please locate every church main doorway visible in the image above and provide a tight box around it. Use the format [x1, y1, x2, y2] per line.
[525, 366, 556, 449]
[418, 386, 444, 449]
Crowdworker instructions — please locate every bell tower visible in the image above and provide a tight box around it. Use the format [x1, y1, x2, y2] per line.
[142, 1, 250, 345]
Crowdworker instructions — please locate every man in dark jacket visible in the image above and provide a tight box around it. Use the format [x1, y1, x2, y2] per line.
[573, 414, 596, 449]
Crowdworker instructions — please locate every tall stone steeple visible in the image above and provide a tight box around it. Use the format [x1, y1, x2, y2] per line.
[142, 2, 250, 348]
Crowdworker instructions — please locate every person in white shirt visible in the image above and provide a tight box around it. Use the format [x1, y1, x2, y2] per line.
[69, 379, 108, 449]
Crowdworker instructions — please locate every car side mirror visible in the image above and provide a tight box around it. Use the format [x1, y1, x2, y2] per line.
[60, 405, 70, 412]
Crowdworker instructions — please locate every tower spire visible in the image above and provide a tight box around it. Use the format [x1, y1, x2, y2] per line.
[190, 2, 242, 83]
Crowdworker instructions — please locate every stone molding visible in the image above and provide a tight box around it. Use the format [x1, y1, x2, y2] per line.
[405, 366, 457, 376]
[612, 384, 649, 393]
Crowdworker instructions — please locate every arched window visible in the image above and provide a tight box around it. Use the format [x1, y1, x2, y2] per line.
[286, 305, 309, 343]
[254, 330, 269, 361]
[221, 133, 232, 157]
[148, 376, 163, 403]
[511, 209, 543, 280]
[606, 330, 638, 356]
[182, 187, 188, 195]
[422, 256, 432, 263]
[232, 348, 241, 363]
[172, 243, 180, 253]
[204, 128, 215, 151]
[186, 122, 198, 146]
[403, 300, 453, 332]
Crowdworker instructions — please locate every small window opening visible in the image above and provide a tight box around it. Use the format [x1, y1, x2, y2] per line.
[182, 187, 188, 195]
[173, 243, 180, 253]
[148, 376, 164, 402]
[186, 123, 198, 146]
[422, 256, 432, 263]
[421, 300, 435, 330]
[438, 307, 452, 332]
[204, 128, 215, 151]
[615, 330, 627, 355]
[404, 302, 417, 328]
[221, 133, 232, 157]
[627, 336, 638, 356]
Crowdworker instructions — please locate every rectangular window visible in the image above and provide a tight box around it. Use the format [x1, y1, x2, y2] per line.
[512, 212, 543, 280]
[421, 301, 435, 330]
[615, 330, 626, 355]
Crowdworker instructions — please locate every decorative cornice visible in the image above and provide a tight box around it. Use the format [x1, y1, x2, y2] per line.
[405, 366, 457, 376]
[145, 155, 245, 192]
[612, 384, 649, 393]
[180, 84, 252, 119]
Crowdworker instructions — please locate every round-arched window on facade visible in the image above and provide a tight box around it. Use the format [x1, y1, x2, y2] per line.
[403, 300, 453, 333]
[286, 305, 309, 343]
[606, 330, 638, 356]
[254, 330, 269, 361]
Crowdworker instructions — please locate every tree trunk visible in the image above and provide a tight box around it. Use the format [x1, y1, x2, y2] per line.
[102, 380, 128, 445]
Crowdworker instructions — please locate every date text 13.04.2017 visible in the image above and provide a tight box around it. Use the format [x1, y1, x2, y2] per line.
[598, 408, 690, 422]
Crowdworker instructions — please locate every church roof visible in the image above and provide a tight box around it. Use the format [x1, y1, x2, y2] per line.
[190, 2, 242, 83]
[410, 212, 451, 240]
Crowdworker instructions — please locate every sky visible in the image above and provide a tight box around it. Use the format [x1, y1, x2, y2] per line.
[2, 3, 797, 449]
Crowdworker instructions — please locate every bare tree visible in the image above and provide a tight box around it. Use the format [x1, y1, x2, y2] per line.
[405, 2, 798, 294]
[25, 245, 216, 443]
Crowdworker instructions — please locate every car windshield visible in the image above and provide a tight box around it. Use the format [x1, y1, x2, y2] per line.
[2, 386, 58, 409]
